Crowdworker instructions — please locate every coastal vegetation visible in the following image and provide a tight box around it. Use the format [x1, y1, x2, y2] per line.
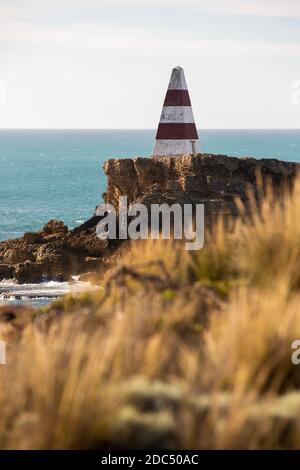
[1, 176, 300, 449]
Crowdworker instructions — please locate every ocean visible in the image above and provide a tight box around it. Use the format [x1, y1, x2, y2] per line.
[0, 129, 299, 305]
[0, 129, 299, 241]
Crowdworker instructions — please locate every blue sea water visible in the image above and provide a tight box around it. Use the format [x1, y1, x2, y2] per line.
[0, 129, 299, 242]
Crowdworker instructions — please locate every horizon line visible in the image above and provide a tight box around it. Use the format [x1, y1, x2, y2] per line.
[0, 128, 299, 131]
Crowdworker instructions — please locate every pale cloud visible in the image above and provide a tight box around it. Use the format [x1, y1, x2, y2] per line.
[1, 1, 299, 58]
[2, 0, 300, 19]
[1, 19, 300, 58]
[201, 0, 300, 18]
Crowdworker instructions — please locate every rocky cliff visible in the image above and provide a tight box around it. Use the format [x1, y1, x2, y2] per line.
[103, 153, 298, 217]
[0, 219, 112, 283]
[0, 153, 298, 283]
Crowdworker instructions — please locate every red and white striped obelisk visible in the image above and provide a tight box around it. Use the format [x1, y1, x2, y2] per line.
[152, 66, 199, 157]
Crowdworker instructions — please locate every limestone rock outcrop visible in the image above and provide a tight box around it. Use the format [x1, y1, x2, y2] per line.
[0, 218, 108, 283]
[0, 153, 298, 283]
[103, 153, 297, 218]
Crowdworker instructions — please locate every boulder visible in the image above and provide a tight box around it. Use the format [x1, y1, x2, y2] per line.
[0, 264, 15, 280]
[23, 232, 41, 244]
[14, 261, 44, 283]
[3, 247, 35, 264]
[42, 220, 68, 235]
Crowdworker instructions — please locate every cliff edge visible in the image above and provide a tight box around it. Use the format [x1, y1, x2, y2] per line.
[103, 153, 297, 217]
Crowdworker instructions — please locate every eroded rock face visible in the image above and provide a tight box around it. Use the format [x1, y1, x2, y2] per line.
[103, 153, 298, 218]
[0, 219, 107, 283]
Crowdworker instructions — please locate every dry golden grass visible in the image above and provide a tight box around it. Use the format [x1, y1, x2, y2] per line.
[2, 176, 300, 448]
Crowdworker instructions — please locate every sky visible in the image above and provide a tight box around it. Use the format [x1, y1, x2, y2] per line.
[0, 0, 300, 129]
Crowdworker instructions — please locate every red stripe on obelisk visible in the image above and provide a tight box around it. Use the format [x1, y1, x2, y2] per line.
[156, 123, 199, 140]
[163, 90, 191, 106]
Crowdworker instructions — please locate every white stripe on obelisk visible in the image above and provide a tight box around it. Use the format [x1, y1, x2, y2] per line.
[160, 106, 195, 124]
[152, 140, 198, 156]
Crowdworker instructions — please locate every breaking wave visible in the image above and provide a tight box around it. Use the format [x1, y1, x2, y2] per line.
[0, 278, 92, 307]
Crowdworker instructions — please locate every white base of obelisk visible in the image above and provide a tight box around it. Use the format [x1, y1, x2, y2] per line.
[152, 139, 199, 157]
